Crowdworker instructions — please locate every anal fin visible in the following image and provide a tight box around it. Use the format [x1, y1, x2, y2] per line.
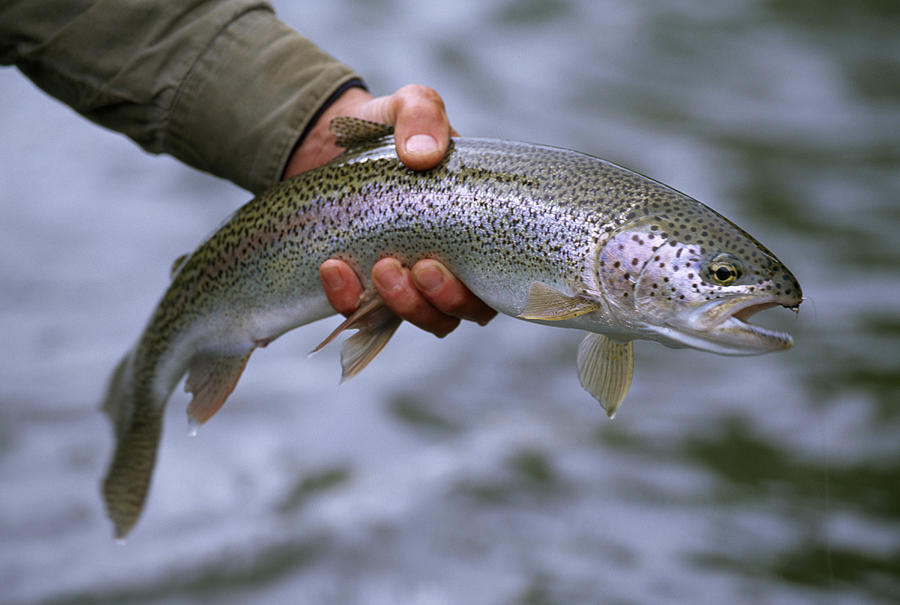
[311, 294, 402, 382]
[185, 350, 253, 425]
[576, 333, 634, 418]
[518, 281, 600, 321]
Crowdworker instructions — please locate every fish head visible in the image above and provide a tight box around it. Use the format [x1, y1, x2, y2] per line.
[593, 202, 802, 355]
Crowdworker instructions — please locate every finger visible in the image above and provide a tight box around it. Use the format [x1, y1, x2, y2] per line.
[384, 85, 452, 171]
[411, 260, 497, 325]
[320, 259, 365, 316]
[372, 258, 460, 337]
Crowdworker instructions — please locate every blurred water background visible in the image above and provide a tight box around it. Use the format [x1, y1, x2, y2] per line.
[1, 1, 899, 603]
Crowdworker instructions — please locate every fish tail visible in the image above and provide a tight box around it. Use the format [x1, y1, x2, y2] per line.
[100, 350, 163, 539]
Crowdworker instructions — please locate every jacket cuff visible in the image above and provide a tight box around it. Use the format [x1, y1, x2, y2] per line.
[167, 7, 360, 194]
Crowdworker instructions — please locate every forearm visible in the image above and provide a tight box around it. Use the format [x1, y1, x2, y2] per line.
[1, 0, 361, 193]
[1, 2, 494, 335]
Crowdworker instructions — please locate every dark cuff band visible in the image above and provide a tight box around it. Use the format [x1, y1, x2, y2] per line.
[294, 77, 368, 150]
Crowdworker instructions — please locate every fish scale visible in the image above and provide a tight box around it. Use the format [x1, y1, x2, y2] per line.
[101, 117, 801, 538]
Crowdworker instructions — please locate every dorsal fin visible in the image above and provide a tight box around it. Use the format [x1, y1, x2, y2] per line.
[330, 116, 394, 149]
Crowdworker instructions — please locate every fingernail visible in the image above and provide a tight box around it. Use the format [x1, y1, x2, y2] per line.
[320, 263, 345, 290]
[413, 264, 444, 293]
[374, 261, 404, 292]
[404, 134, 438, 156]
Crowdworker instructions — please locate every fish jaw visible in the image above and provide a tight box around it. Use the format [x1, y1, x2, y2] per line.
[650, 294, 798, 355]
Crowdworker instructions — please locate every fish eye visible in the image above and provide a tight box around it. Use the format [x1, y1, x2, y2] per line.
[715, 266, 734, 282]
[707, 254, 742, 286]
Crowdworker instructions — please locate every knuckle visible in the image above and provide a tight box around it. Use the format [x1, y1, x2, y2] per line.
[436, 290, 470, 314]
[475, 308, 498, 326]
[393, 296, 423, 318]
[426, 276, 474, 315]
[397, 84, 445, 113]
[387, 292, 450, 334]
[433, 317, 461, 338]
[327, 293, 357, 316]
[380, 283, 422, 317]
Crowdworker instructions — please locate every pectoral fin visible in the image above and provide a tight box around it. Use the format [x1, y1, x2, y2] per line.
[185, 350, 253, 426]
[576, 333, 634, 419]
[518, 282, 601, 321]
[311, 294, 403, 382]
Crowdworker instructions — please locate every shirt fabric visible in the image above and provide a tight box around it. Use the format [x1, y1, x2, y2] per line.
[0, 0, 362, 193]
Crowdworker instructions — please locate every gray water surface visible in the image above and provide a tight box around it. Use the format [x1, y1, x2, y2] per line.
[2, 1, 898, 604]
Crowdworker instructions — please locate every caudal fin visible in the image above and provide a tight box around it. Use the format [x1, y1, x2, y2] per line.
[100, 352, 163, 539]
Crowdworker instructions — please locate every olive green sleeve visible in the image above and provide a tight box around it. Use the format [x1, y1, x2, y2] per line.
[0, 0, 362, 193]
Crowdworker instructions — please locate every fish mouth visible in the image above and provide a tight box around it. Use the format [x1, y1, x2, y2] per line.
[664, 295, 798, 355]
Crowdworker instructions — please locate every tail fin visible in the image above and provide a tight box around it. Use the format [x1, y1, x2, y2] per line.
[100, 351, 163, 539]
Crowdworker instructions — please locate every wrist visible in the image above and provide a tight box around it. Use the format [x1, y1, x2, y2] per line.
[283, 85, 372, 179]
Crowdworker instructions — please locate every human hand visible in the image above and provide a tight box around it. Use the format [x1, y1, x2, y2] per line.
[284, 85, 496, 336]
[283, 85, 456, 176]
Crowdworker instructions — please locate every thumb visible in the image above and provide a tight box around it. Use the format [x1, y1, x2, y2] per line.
[379, 85, 454, 171]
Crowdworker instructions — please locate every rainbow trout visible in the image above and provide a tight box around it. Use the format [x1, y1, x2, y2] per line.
[102, 118, 802, 537]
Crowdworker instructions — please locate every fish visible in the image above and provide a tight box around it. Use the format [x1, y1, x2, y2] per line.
[101, 117, 802, 538]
